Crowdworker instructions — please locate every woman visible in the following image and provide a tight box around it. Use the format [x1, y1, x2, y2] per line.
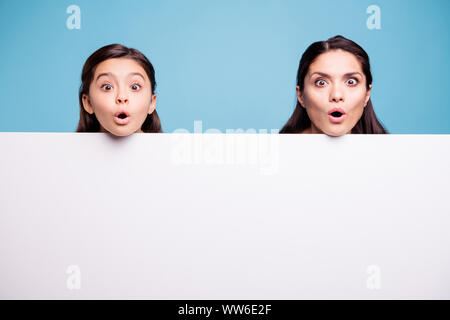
[281, 35, 387, 136]
[77, 44, 162, 136]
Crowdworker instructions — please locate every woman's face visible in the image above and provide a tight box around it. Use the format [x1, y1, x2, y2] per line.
[298, 49, 372, 136]
[82, 58, 156, 136]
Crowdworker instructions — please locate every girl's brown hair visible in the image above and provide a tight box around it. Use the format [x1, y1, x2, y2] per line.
[280, 35, 387, 134]
[76, 44, 162, 133]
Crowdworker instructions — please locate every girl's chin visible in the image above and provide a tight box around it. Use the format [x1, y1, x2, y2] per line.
[100, 124, 140, 137]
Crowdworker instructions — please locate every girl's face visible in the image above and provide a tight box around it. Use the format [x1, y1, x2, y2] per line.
[82, 58, 156, 136]
[297, 49, 372, 136]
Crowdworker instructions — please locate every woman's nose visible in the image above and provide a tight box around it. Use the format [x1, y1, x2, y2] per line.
[329, 85, 344, 102]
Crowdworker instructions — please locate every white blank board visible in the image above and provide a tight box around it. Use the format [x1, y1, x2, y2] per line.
[0, 133, 449, 299]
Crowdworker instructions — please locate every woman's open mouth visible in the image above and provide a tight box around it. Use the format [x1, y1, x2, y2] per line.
[114, 111, 130, 125]
[328, 108, 346, 123]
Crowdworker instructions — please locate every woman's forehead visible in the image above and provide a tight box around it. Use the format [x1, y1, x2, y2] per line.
[308, 49, 364, 76]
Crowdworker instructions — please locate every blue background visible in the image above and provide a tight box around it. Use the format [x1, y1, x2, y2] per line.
[0, 0, 449, 133]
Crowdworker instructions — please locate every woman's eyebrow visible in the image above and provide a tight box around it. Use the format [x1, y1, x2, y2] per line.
[344, 72, 363, 77]
[310, 72, 330, 78]
[309, 71, 363, 78]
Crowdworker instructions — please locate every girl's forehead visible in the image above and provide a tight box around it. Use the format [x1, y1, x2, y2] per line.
[94, 58, 149, 80]
[308, 49, 363, 76]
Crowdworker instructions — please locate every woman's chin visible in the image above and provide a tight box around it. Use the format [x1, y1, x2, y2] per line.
[322, 126, 350, 137]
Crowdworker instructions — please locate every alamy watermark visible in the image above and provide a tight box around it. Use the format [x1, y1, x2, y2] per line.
[366, 5, 381, 30]
[66, 265, 81, 290]
[366, 264, 381, 290]
[170, 121, 279, 175]
[66, 5, 81, 30]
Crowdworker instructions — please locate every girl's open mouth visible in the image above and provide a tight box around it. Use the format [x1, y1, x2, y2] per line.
[114, 111, 130, 125]
[328, 108, 346, 123]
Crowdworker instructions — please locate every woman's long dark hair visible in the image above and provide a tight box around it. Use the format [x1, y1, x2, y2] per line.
[280, 35, 387, 134]
[76, 44, 162, 133]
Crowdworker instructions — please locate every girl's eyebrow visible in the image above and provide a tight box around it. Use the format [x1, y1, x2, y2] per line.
[96, 72, 114, 81]
[309, 71, 363, 79]
[129, 72, 146, 81]
[95, 72, 146, 81]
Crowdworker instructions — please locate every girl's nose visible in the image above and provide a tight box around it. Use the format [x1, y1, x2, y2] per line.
[116, 93, 128, 104]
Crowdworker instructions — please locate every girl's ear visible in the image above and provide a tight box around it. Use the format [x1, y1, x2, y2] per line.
[364, 84, 372, 107]
[148, 94, 157, 114]
[296, 86, 305, 107]
[82, 94, 94, 114]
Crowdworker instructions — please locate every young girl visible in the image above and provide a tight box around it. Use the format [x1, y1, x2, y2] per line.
[76, 44, 162, 136]
[280, 35, 387, 136]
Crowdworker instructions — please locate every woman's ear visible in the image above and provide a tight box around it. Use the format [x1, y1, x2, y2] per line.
[296, 86, 305, 107]
[82, 94, 94, 114]
[364, 84, 372, 107]
[148, 94, 157, 114]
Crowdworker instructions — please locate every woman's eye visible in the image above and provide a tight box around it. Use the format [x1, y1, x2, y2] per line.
[101, 84, 112, 91]
[131, 83, 141, 91]
[315, 79, 327, 87]
[346, 78, 358, 86]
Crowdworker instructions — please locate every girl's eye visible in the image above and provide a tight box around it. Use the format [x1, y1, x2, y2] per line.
[101, 84, 113, 91]
[315, 79, 327, 87]
[346, 78, 358, 86]
[131, 83, 141, 91]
